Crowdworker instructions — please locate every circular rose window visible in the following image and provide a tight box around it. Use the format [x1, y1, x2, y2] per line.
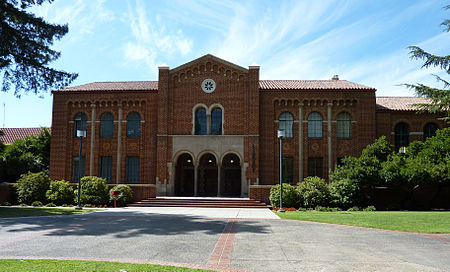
[201, 78, 216, 93]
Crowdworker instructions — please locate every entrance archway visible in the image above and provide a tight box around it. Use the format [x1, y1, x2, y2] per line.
[221, 153, 241, 196]
[198, 153, 218, 196]
[175, 153, 194, 196]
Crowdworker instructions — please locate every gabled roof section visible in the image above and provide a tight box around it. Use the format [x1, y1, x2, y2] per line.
[54, 81, 158, 92]
[259, 80, 375, 91]
[376, 96, 431, 111]
[170, 54, 248, 74]
[0, 127, 49, 145]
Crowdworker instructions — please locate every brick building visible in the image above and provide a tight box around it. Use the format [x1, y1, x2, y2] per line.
[49, 54, 447, 201]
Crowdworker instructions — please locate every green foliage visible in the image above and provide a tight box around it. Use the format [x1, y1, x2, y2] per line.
[46, 180, 74, 206]
[405, 5, 449, 122]
[0, 0, 77, 96]
[14, 171, 50, 205]
[363, 206, 377, 212]
[109, 185, 133, 207]
[0, 128, 51, 182]
[269, 183, 299, 208]
[45, 202, 56, 207]
[297, 176, 331, 208]
[1, 202, 11, 206]
[330, 137, 392, 208]
[347, 206, 360, 211]
[31, 201, 43, 207]
[75, 176, 109, 206]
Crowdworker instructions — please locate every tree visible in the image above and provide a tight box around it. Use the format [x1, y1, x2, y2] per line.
[405, 5, 449, 122]
[0, 0, 77, 97]
[0, 128, 51, 182]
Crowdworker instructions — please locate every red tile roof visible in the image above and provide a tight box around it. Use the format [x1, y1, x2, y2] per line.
[0, 128, 49, 145]
[376, 97, 431, 111]
[55, 81, 158, 92]
[56, 79, 375, 92]
[259, 80, 375, 90]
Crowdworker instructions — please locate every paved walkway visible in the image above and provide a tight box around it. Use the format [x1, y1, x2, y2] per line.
[0, 208, 449, 272]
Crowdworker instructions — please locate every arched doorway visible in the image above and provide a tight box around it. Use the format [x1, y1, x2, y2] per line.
[221, 153, 241, 197]
[175, 153, 194, 196]
[198, 153, 218, 196]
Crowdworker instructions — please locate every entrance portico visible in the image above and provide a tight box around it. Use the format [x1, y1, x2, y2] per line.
[168, 135, 247, 197]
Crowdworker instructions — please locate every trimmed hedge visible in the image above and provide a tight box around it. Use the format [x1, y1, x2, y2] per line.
[15, 172, 50, 205]
[75, 176, 109, 206]
[297, 176, 331, 208]
[109, 185, 133, 207]
[269, 183, 299, 208]
[46, 180, 74, 206]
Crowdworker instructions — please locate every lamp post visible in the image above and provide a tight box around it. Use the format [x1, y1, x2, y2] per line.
[75, 117, 86, 210]
[277, 130, 285, 213]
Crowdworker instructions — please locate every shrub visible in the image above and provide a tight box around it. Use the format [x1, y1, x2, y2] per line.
[45, 203, 56, 207]
[329, 178, 360, 209]
[46, 180, 74, 206]
[347, 206, 360, 211]
[297, 176, 331, 208]
[363, 205, 376, 212]
[269, 183, 299, 208]
[74, 176, 109, 206]
[109, 185, 133, 207]
[31, 201, 43, 207]
[61, 203, 71, 207]
[1, 202, 11, 206]
[15, 172, 50, 205]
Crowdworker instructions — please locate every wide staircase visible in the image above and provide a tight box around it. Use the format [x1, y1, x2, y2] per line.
[128, 197, 270, 209]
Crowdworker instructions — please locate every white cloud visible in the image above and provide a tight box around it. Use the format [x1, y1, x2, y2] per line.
[122, 0, 193, 76]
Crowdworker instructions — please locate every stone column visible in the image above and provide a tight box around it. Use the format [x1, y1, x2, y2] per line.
[217, 162, 221, 197]
[327, 103, 333, 175]
[206, 113, 211, 135]
[89, 104, 96, 176]
[194, 162, 198, 196]
[298, 103, 303, 182]
[116, 105, 122, 184]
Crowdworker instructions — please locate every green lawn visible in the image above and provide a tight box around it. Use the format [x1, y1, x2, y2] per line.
[0, 259, 213, 272]
[0, 207, 100, 218]
[277, 211, 450, 233]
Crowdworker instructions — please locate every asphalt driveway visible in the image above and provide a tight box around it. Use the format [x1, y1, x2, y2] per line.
[0, 208, 449, 272]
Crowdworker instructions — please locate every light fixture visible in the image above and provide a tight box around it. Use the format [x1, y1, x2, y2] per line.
[187, 159, 191, 163]
[208, 159, 212, 163]
[230, 159, 234, 163]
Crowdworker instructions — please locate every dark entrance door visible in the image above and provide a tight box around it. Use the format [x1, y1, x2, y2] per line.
[175, 153, 194, 196]
[221, 154, 241, 197]
[198, 153, 217, 196]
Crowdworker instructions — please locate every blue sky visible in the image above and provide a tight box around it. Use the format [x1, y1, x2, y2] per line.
[1, 0, 449, 128]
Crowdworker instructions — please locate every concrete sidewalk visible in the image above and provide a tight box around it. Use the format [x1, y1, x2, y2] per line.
[86, 206, 281, 219]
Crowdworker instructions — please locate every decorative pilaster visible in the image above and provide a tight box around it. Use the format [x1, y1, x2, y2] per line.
[298, 103, 303, 182]
[194, 162, 198, 196]
[328, 103, 333, 175]
[217, 162, 221, 196]
[89, 104, 96, 176]
[116, 105, 123, 183]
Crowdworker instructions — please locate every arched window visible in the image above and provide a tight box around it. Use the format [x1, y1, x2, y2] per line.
[423, 122, 438, 140]
[195, 108, 207, 135]
[279, 112, 294, 138]
[73, 112, 87, 137]
[211, 108, 222, 135]
[127, 112, 141, 138]
[100, 112, 113, 138]
[394, 122, 409, 152]
[308, 112, 323, 138]
[337, 112, 352, 139]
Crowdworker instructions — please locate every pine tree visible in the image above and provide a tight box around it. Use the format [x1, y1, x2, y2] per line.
[0, 0, 77, 97]
[405, 5, 450, 122]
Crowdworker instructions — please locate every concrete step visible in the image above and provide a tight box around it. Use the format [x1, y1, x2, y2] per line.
[128, 197, 271, 209]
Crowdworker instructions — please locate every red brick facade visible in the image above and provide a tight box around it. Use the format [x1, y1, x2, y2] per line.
[49, 54, 448, 200]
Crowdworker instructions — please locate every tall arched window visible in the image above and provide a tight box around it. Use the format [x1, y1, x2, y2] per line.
[423, 122, 438, 140]
[337, 112, 352, 139]
[394, 122, 409, 152]
[127, 112, 141, 138]
[195, 108, 207, 135]
[308, 112, 323, 138]
[100, 112, 113, 138]
[73, 112, 87, 137]
[211, 108, 222, 135]
[279, 112, 294, 138]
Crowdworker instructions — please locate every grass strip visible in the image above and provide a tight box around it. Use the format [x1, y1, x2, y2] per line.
[0, 259, 213, 272]
[277, 211, 450, 233]
[0, 207, 100, 218]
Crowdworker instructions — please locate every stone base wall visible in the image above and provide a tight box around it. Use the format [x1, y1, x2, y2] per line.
[249, 185, 273, 205]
